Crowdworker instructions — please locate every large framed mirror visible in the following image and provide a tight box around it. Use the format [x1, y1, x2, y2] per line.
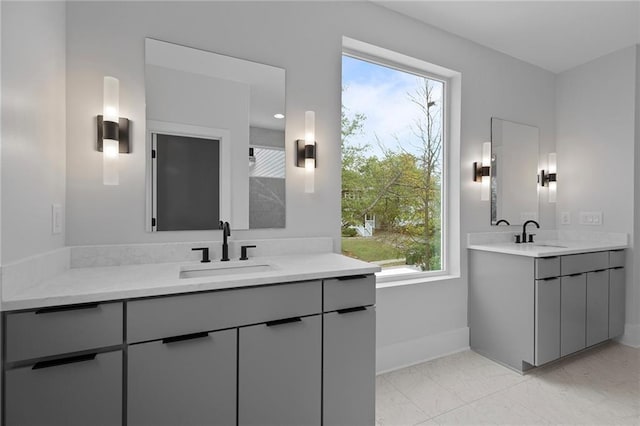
[490, 118, 539, 226]
[144, 38, 286, 231]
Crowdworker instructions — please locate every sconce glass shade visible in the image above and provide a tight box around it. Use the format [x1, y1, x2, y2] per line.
[304, 111, 315, 194]
[481, 142, 491, 201]
[103, 76, 119, 186]
[548, 152, 557, 203]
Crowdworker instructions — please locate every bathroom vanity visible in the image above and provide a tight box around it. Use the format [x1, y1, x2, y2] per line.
[1, 253, 378, 426]
[468, 236, 626, 373]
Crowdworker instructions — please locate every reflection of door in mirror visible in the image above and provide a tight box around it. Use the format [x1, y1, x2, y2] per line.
[154, 134, 220, 231]
[491, 118, 539, 226]
[144, 38, 286, 231]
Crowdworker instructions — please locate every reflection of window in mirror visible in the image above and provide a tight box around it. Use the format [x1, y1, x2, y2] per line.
[152, 133, 220, 231]
[249, 145, 286, 229]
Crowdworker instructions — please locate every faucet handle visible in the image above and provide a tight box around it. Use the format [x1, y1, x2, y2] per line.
[528, 234, 536, 243]
[192, 247, 211, 263]
[240, 245, 257, 261]
[514, 234, 521, 244]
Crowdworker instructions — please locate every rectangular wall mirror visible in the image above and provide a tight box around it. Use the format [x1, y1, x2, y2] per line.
[490, 117, 539, 226]
[145, 38, 286, 231]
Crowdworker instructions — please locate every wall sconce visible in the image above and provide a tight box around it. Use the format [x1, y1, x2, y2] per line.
[540, 152, 557, 203]
[97, 76, 130, 185]
[296, 111, 317, 193]
[473, 142, 491, 201]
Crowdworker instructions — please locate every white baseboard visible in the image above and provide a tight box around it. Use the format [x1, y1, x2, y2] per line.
[376, 327, 469, 374]
[617, 323, 640, 348]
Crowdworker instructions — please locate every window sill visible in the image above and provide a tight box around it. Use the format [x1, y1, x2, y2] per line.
[375, 273, 460, 289]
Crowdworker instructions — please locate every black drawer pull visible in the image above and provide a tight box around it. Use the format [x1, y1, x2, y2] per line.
[593, 269, 607, 273]
[32, 353, 97, 370]
[336, 275, 367, 281]
[568, 273, 583, 277]
[611, 266, 625, 270]
[337, 306, 367, 314]
[266, 317, 302, 327]
[35, 303, 100, 315]
[542, 277, 558, 281]
[162, 332, 210, 345]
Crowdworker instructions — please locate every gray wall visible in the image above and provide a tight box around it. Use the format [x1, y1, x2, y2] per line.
[1, 1, 66, 264]
[556, 45, 638, 345]
[63, 1, 557, 362]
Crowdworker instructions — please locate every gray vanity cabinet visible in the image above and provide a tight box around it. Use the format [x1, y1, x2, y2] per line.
[534, 277, 561, 365]
[560, 273, 587, 356]
[322, 275, 376, 426]
[586, 269, 610, 346]
[238, 315, 322, 426]
[470, 249, 626, 372]
[609, 266, 626, 338]
[5, 350, 122, 426]
[323, 307, 375, 426]
[128, 329, 236, 426]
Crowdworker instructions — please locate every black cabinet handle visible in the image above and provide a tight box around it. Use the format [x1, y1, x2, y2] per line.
[162, 332, 210, 345]
[35, 303, 100, 315]
[266, 316, 302, 327]
[336, 275, 367, 281]
[32, 353, 97, 370]
[611, 266, 625, 270]
[336, 306, 367, 314]
[568, 273, 583, 277]
[593, 269, 607, 273]
[542, 277, 558, 281]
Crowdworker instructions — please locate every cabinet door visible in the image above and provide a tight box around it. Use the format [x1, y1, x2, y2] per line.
[323, 307, 375, 426]
[561, 274, 587, 356]
[609, 267, 626, 338]
[535, 278, 560, 366]
[239, 315, 321, 426]
[5, 351, 122, 426]
[586, 270, 609, 346]
[128, 329, 236, 426]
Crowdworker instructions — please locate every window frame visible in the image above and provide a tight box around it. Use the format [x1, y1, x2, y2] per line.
[341, 43, 457, 285]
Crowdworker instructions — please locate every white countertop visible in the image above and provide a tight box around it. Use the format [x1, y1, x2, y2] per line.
[467, 240, 627, 258]
[1, 253, 380, 312]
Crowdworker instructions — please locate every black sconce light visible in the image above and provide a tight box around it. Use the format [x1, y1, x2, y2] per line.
[295, 111, 317, 193]
[97, 76, 130, 185]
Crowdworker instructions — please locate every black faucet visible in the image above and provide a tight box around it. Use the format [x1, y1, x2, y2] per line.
[496, 219, 510, 226]
[191, 247, 210, 263]
[521, 220, 540, 243]
[219, 221, 231, 261]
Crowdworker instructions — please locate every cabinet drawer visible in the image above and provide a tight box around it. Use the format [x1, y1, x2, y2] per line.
[561, 252, 608, 276]
[609, 250, 625, 268]
[535, 257, 560, 279]
[5, 350, 122, 426]
[324, 275, 375, 312]
[128, 281, 321, 343]
[5, 302, 123, 362]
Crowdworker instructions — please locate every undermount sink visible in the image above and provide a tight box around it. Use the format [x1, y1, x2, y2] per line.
[179, 262, 274, 279]
[533, 243, 569, 248]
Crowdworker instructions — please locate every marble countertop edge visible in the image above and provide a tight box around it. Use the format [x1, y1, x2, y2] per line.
[1, 253, 381, 312]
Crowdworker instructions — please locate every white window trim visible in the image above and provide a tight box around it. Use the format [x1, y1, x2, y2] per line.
[342, 37, 461, 287]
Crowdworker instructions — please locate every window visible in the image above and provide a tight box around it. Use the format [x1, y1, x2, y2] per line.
[341, 43, 456, 283]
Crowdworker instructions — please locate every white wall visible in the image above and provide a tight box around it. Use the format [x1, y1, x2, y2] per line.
[65, 1, 556, 368]
[556, 46, 638, 345]
[633, 44, 640, 345]
[1, 1, 66, 264]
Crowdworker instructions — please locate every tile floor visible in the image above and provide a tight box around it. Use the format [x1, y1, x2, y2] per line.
[376, 342, 639, 425]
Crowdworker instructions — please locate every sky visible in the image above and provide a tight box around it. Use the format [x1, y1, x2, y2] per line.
[342, 55, 443, 159]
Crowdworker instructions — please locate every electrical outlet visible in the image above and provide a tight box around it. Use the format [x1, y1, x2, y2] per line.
[560, 211, 570, 225]
[579, 211, 603, 226]
[52, 204, 62, 234]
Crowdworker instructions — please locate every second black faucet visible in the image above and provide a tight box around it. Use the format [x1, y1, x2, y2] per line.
[219, 221, 231, 261]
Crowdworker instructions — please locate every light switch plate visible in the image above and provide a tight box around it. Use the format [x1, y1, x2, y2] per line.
[52, 204, 62, 234]
[579, 211, 603, 226]
[560, 211, 571, 225]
